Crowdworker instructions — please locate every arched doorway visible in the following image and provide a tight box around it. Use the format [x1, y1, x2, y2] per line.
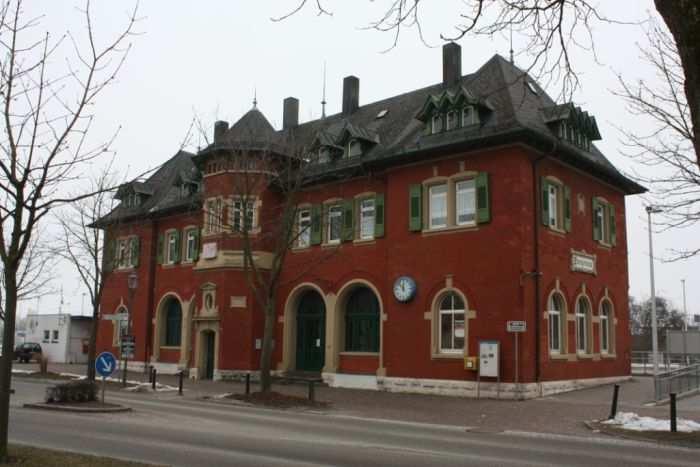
[296, 290, 325, 372]
[344, 287, 380, 353]
[162, 297, 182, 347]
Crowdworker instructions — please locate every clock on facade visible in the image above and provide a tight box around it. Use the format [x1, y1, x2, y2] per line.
[393, 276, 417, 302]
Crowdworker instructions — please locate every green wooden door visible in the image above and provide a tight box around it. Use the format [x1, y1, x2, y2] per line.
[204, 332, 215, 380]
[296, 292, 325, 372]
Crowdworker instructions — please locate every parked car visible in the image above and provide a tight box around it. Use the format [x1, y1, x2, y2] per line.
[14, 342, 42, 363]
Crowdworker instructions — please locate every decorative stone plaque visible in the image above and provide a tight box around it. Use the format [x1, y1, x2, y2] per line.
[571, 249, 596, 275]
[202, 242, 217, 259]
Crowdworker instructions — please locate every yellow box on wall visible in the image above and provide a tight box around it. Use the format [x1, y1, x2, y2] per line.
[464, 356, 478, 370]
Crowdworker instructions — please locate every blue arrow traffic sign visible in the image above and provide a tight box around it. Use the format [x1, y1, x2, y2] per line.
[95, 351, 117, 378]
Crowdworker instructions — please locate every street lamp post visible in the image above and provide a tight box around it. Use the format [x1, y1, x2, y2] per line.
[646, 206, 662, 376]
[123, 272, 138, 387]
[681, 279, 687, 332]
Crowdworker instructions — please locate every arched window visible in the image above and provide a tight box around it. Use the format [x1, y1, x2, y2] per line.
[575, 296, 591, 354]
[439, 292, 465, 353]
[548, 293, 565, 354]
[164, 299, 182, 347]
[600, 299, 613, 354]
[345, 287, 379, 352]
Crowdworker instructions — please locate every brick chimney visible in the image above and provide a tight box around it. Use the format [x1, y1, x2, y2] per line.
[282, 97, 299, 129]
[442, 42, 462, 86]
[342, 76, 360, 115]
[214, 120, 229, 144]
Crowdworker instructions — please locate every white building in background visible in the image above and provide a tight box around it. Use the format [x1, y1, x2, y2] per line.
[25, 314, 92, 363]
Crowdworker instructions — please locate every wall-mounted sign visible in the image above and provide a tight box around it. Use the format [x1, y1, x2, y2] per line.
[571, 250, 596, 275]
[202, 242, 218, 259]
[507, 321, 526, 333]
[478, 340, 499, 378]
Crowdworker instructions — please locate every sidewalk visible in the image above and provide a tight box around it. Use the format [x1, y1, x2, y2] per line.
[14, 362, 700, 436]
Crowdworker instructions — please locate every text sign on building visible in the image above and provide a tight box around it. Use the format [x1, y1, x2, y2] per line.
[571, 250, 596, 275]
[202, 242, 217, 259]
[507, 320, 526, 333]
[478, 340, 499, 378]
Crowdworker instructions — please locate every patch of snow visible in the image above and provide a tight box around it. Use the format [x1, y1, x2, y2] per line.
[12, 369, 36, 375]
[212, 393, 234, 399]
[603, 412, 700, 432]
[59, 372, 85, 380]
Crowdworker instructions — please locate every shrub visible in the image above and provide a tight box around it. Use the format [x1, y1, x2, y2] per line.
[45, 380, 97, 403]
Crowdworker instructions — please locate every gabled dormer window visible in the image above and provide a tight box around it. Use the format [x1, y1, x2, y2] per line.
[125, 192, 140, 208]
[431, 114, 443, 134]
[462, 106, 478, 127]
[347, 139, 362, 158]
[318, 146, 331, 164]
[446, 111, 458, 131]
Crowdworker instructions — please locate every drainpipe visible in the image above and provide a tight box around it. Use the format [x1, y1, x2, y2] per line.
[532, 140, 558, 383]
[145, 219, 158, 365]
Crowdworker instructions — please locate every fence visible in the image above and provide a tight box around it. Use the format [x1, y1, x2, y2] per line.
[631, 351, 700, 375]
[653, 363, 700, 402]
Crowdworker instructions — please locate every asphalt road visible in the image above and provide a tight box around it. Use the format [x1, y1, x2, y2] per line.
[8, 380, 700, 467]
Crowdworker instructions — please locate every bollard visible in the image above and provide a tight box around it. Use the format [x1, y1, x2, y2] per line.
[670, 392, 677, 433]
[148, 365, 152, 383]
[608, 384, 620, 420]
[308, 380, 315, 402]
[245, 373, 251, 396]
[178, 371, 183, 396]
[152, 368, 157, 391]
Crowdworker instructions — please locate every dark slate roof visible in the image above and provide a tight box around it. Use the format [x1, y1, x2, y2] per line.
[94, 150, 199, 226]
[99, 54, 643, 226]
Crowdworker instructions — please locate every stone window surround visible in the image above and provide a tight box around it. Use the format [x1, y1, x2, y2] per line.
[321, 198, 344, 247]
[573, 291, 594, 357]
[543, 175, 567, 234]
[292, 203, 313, 250]
[115, 235, 139, 270]
[598, 290, 617, 358]
[421, 171, 479, 234]
[544, 281, 569, 359]
[593, 195, 614, 248]
[202, 196, 226, 236]
[152, 292, 194, 370]
[423, 276, 477, 360]
[111, 300, 129, 347]
[182, 225, 198, 264]
[228, 195, 261, 236]
[163, 228, 179, 266]
[354, 191, 377, 243]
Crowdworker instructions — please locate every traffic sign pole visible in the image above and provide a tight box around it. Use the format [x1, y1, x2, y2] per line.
[95, 351, 117, 404]
[102, 376, 106, 404]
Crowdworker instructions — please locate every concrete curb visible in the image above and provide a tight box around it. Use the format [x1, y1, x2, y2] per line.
[23, 402, 132, 413]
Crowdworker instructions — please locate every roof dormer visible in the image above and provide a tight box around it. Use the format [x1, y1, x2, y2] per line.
[542, 103, 601, 151]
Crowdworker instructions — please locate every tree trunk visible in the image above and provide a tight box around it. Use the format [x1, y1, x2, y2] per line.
[86, 302, 100, 382]
[0, 269, 18, 462]
[258, 297, 277, 393]
[655, 0, 700, 166]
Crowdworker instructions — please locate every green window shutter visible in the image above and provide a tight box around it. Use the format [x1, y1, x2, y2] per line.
[310, 204, 322, 245]
[132, 237, 140, 267]
[592, 198, 602, 241]
[563, 185, 572, 232]
[408, 184, 422, 232]
[103, 238, 116, 272]
[342, 199, 354, 241]
[374, 193, 385, 238]
[476, 172, 491, 224]
[609, 204, 617, 246]
[174, 231, 182, 263]
[157, 234, 164, 264]
[541, 177, 550, 227]
[193, 229, 200, 261]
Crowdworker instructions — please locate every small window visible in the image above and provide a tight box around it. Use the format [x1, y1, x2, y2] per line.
[429, 184, 448, 229]
[327, 205, 343, 244]
[548, 293, 565, 354]
[166, 231, 178, 264]
[184, 229, 198, 262]
[462, 107, 476, 126]
[593, 199, 615, 245]
[439, 292, 465, 353]
[455, 179, 476, 225]
[575, 297, 590, 354]
[431, 114, 443, 134]
[359, 198, 376, 240]
[43, 330, 50, 343]
[297, 209, 311, 248]
[600, 300, 613, 354]
[446, 111, 458, 131]
[52, 330, 59, 342]
[347, 139, 362, 158]
[548, 184, 561, 229]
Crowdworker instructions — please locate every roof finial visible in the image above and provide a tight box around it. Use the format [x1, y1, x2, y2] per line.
[509, 25, 514, 65]
[321, 60, 327, 119]
[253, 87, 258, 109]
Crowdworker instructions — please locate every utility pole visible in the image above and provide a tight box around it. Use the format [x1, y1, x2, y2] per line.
[681, 279, 687, 332]
[646, 205, 662, 377]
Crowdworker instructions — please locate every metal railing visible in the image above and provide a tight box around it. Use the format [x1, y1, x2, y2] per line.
[654, 363, 700, 401]
[631, 351, 700, 375]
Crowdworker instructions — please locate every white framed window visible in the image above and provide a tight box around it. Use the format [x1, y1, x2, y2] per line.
[347, 139, 362, 158]
[439, 292, 465, 353]
[595, 203, 608, 243]
[52, 330, 59, 343]
[548, 183, 560, 228]
[446, 111, 458, 131]
[429, 184, 448, 229]
[456, 179, 476, 225]
[117, 239, 128, 268]
[548, 293, 565, 354]
[575, 297, 590, 354]
[43, 330, 50, 343]
[297, 208, 311, 248]
[232, 199, 255, 233]
[359, 198, 375, 240]
[600, 300, 612, 354]
[431, 114, 443, 134]
[327, 204, 342, 244]
[166, 231, 178, 264]
[184, 229, 197, 262]
[205, 198, 224, 234]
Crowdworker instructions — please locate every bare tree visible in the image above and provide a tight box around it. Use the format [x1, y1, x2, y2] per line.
[0, 0, 137, 460]
[56, 163, 120, 382]
[274, 1, 700, 167]
[616, 20, 700, 259]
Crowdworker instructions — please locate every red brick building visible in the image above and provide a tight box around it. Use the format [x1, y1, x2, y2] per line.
[96, 44, 644, 398]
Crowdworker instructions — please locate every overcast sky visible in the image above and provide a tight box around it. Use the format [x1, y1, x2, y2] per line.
[21, 1, 699, 322]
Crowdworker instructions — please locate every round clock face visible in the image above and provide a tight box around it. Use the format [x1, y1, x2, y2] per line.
[393, 276, 416, 303]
